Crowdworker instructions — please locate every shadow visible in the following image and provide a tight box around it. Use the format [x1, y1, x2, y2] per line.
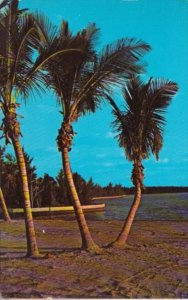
[38, 246, 81, 252]
[0, 254, 29, 261]
[1, 246, 27, 250]
[0, 247, 84, 261]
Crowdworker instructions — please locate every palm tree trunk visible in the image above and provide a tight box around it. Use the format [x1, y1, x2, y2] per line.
[12, 138, 39, 257]
[0, 187, 11, 222]
[112, 183, 141, 248]
[111, 160, 143, 249]
[62, 147, 101, 253]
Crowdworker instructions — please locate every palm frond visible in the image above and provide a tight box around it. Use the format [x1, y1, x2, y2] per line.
[44, 22, 99, 117]
[60, 20, 71, 38]
[0, 0, 11, 10]
[98, 38, 150, 77]
[40, 21, 151, 125]
[10, 14, 37, 87]
[70, 38, 151, 117]
[32, 12, 58, 48]
[110, 77, 178, 161]
[16, 39, 86, 99]
[148, 79, 178, 111]
[78, 23, 100, 54]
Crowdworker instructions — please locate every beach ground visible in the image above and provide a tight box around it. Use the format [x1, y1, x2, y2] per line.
[0, 219, 188, 298]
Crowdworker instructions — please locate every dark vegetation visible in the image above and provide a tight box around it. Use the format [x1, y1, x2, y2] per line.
[1, 146, 187, 209]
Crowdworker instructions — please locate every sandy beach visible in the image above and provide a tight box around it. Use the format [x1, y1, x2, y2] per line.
[0, 219, 188, 298]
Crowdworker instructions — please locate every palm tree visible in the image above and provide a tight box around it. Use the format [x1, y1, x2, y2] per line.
[0, 0, 45, 257]
[45, 21, 151, 252]
[0, 186, 11, 221]
[108, 77, 178, 248]
[0, 146, 11, 221]
[0, 1, 88, 257]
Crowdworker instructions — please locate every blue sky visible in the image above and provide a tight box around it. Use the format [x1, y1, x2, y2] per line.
[1, 0, 188, 187]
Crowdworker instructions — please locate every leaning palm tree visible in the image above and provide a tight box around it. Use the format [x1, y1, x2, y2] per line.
[0, 1, 88, 256]
[0, 187, 11, 221]
[0, 146, 11, 221]
[108, 77, 178, 248]
[0, 179, 11, 222]
[45, 21, 151, 252]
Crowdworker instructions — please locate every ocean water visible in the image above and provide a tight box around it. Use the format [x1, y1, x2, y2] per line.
[89, 193, 188, 221]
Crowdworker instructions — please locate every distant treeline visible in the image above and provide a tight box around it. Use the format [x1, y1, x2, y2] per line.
[0, 147, 187, 208]
[142, 186, 188, 194]
[93, 185, 188, 197]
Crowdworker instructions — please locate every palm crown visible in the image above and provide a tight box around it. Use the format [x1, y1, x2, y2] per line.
[44, 21, 151, 122]
[111, 77, 178, 161]
[0, 1, 85, 105]
[0, 0, 41, 101]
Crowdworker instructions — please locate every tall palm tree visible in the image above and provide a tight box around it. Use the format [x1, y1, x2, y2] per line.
[0, 0, 47, 257]
[45, 21, 151, 252]
[108, 77, 178, 248]
[0, 1, 88, 256]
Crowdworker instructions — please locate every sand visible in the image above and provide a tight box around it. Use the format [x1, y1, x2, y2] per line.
[0, 219, 188, 298]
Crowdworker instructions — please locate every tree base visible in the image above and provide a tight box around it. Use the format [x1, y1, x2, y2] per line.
[25, 254, 46, 259]
[107, 241, 138, 250]
[25, 251, 42, 259]
[105, 240, 128, 250]
[82, 242, 104, 255]
[3, 218, 12, 223]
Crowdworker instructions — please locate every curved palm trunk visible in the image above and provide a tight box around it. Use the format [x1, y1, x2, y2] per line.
[112, 183, 141, 248]
[62, 147, 101, 253]
[0, 187, 11, 222]
[12, 138, 39, 257]
[112, 160, 143, 248]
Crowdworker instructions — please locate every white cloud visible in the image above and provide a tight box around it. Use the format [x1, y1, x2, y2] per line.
[156, 158, 169, 164]
[36, 104, 55, 113]
[56, 14, 63, 20]
[96, 153, 106, 158]
[95, 133, 101, 137]
[103, 162, 115, 167]
[46, 146, 58, 153]
[122, 0, 139, 2]
[182, 157, 188, 162]
[106, 131, 116, 138]
[120, 151, 125, 157]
